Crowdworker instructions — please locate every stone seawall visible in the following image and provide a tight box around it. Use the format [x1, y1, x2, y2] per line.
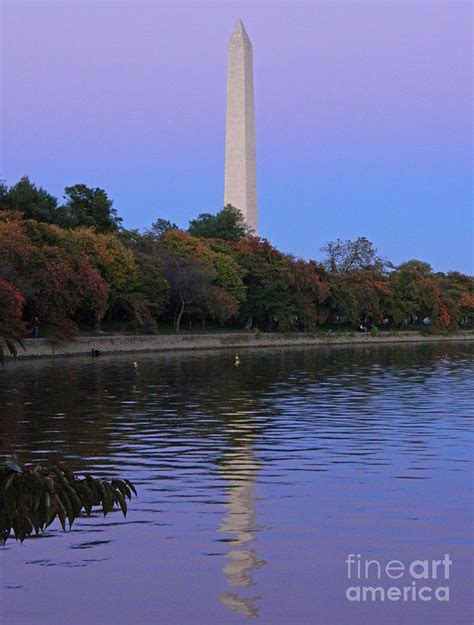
[5, 331, 474, 360]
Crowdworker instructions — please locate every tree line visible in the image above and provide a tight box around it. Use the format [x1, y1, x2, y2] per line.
[0, 176, 472, 353]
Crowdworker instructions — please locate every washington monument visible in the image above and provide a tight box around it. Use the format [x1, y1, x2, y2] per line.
[224, 19, 258, 234]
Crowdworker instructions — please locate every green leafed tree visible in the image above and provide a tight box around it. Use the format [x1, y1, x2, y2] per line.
[0, 177, 61, 224]
[149, 218, 179, 238]
[63, 184, 122, 233]
[233, 238, 297, 331]
[188, 204, 252, 241]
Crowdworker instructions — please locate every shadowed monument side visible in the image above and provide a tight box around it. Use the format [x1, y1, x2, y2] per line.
[224, 19, 258, 234]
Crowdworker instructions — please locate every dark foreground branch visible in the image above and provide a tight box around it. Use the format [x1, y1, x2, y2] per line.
[0, 459, 137, 544]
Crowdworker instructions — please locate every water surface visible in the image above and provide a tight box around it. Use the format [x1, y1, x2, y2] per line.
[1, 343, 473, 624]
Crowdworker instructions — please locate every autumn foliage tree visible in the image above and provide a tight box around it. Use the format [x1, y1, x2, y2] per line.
[61, 228, 169, 331]
[0, 212, 108, 339]
[0, 279, 25, 361]
[0, 177, 472, 340]
[230, 238, 329, 331]
[327, 270, 393, 327]
[388, 261, 457, 329]
[436, 272, 474, 327]
[159, 230, 246, 331]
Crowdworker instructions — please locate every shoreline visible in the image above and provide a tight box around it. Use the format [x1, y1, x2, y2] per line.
[5, 331, 474, 360]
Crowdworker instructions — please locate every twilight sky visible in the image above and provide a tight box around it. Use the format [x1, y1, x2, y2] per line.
[1, 1, 472, 272]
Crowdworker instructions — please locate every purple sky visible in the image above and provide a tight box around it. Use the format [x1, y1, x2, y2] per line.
[1, 1, 472, 272]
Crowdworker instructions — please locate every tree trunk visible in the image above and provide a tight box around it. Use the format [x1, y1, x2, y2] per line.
[95, 314, 103, 333]
[175, 297, 185, 333]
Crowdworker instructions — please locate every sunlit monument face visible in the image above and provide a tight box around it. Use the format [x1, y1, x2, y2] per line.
[224, 19, 258, 234]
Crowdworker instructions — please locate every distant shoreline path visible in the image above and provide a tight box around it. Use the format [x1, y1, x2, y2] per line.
[6, 332, 474, 360]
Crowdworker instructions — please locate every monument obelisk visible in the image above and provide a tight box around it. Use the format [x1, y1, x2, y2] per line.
[224, 19, 258, 234]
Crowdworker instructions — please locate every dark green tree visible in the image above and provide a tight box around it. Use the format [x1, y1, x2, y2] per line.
[188, 204, 252, 241]
[0, 177, 60, 224]
[150, 218, 178, 238]
[63, 184, 122, 233]
[233, 238, 296, 331]
[0, 181, 8, 205]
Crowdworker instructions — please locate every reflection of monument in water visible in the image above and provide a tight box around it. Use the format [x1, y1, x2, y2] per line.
[219, 432, 266, 619]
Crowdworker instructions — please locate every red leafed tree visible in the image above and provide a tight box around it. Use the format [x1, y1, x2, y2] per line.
[286, 259, 330, 330]
[0, 211, 109, 340]
[30, 247, 109, 339]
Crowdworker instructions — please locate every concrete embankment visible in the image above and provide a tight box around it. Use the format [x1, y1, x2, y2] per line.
[5, 331, 474, 360]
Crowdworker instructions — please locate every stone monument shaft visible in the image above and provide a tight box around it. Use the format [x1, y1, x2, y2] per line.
[224, 19, 258, 234]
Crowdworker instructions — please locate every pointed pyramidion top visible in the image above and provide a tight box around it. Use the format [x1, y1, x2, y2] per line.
[235, 18, 247, 34]
[230, 18, 251, 44]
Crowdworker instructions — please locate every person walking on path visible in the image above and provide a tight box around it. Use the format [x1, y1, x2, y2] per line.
[32, 316, 40, 338]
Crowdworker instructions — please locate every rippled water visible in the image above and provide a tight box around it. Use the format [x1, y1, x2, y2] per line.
[1, 343, 473, 625]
